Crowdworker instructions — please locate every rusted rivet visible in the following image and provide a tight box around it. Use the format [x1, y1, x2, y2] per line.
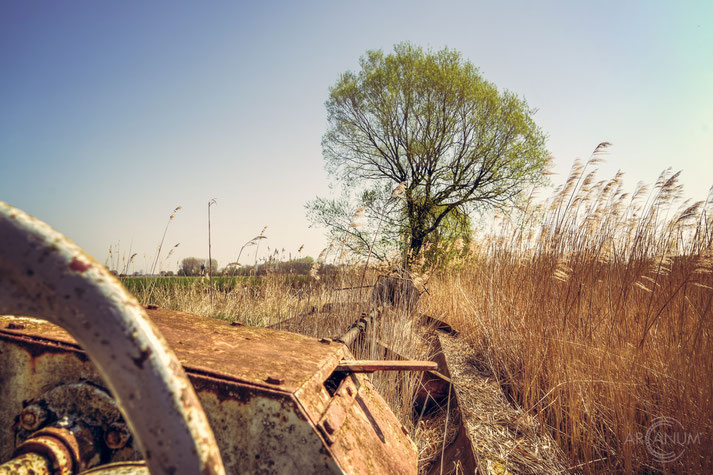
[19, 405, 47, 431]
[319, 338, 332, 344]
[265, 376, 284, 385]
[105, 422, 131, 449]
[6, 322, 26, 330]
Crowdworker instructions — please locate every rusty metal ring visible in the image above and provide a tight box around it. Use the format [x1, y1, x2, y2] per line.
[13, 427, 80, 475]
[0, 202, 225, 474]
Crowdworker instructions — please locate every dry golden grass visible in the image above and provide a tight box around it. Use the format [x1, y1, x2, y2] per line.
[421, 154, 713, 473]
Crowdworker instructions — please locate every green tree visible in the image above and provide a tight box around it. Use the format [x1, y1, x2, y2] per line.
[179, 257, 216, 276]
[308, 42, 549, 264]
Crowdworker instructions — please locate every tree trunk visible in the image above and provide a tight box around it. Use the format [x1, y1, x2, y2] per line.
[409, 231, 424, 263]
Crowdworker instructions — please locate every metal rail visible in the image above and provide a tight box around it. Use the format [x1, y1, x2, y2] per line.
[335, 310, 377, 347]
[336, 360, 437, 372]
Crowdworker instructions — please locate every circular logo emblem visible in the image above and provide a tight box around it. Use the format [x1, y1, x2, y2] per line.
[645, 416, 686, 464]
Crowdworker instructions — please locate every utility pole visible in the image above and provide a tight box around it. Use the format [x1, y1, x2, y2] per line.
[208, 198, 217, 306]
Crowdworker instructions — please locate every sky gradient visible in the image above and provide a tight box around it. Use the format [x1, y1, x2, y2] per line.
[2, 1, 712, 273]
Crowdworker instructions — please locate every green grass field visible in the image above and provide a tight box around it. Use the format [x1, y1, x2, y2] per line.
[119, 275, 311, 295]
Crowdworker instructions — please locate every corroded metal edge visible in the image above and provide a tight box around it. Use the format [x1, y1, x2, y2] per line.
[336, 311, 477, 474]
[0, 202, 224, 475]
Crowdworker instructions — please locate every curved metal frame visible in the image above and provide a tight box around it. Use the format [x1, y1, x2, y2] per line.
[0, 202, 225, 475]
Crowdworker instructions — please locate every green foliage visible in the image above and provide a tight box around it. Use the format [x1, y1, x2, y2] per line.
[178, 257, 218, 276]
[307, 182, 405, 261]
[223, 257, 316, 276]
[308, 42, 549, 267]
[420, 206, 472, 269]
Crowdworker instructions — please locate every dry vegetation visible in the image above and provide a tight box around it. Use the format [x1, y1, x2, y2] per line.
[422, 147, 713, 473]
[129, 148, 712, 473]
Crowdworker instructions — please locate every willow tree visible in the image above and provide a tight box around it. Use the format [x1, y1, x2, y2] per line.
[309, 42, 549, 263]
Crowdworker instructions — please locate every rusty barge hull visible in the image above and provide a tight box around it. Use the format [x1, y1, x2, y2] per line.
[0, 308, 417, 474]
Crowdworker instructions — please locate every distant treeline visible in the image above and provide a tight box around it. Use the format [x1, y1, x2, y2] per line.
[112, 256, 344, 278]
[163, 256, 339, 278]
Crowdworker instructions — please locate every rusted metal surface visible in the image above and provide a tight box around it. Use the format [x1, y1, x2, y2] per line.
[417, 371, 452, 412]
[74, 461, 149, 474]
[318, 373, 361, 444]
[18, 405, 47, 431]
[327, 379, 418, 474]
[1, 308, 419, 474]
[426, 423, 478, 475]
[1, 308, 351, 395]
[336, 360, 438, 372]
[0, 331, 95, 464]
[0, 452, 51, 474]
[337, 310, 477, 474]
[13, 427, 79, 475]
[336, 311, 376, 347]
[0, 202, 224, 475]
[293, 349, 348, 426]
[425, 334, 477, 475]
[12, 382, 140, 470]
[192, 376, 342, 473]
[146, 308, 346, 393]
[375, 340, 451, 412]
[104, 423, 131, 450]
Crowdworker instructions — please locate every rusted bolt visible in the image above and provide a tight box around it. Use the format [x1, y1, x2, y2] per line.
[265, 376, 284, 385]
[5, 322, 25, 330]
[19, 405, 47, 431]
[104, 423, 131, 450]
[319, 338, 332, 344]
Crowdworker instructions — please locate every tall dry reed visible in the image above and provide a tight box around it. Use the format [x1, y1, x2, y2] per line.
[422, 148, 713, 473]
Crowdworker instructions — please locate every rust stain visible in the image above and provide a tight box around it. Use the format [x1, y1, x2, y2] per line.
[131, 347, 152, 369]
[0, 452, 52, 474]
[327, 373, 418, 474]
[0, 309, 344, 393]
[13, 427, 80, 475]
[143, 308, 344, 392]
[68, 257, 91, 273]
[189, 373, 284, 404]
[0, 330, 88, 363]
[336, 360, 438, 372]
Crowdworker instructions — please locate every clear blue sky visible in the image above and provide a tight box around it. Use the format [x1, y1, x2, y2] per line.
[2, 1, 712, 272]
